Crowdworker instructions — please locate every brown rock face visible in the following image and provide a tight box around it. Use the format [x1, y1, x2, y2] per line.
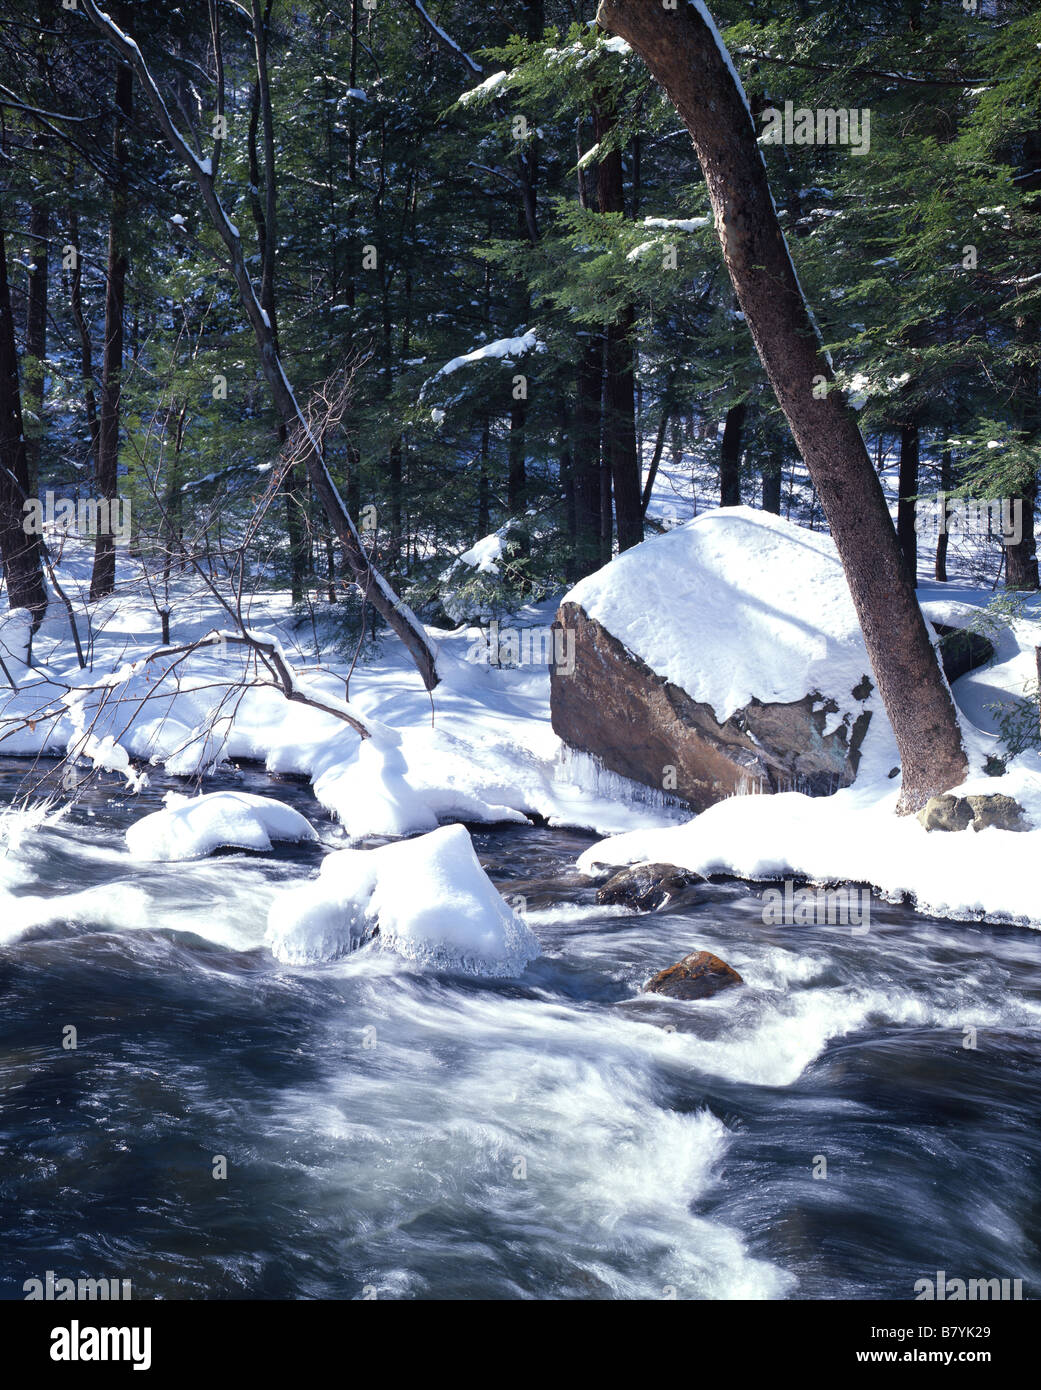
[551, 602, 871, 813]
[643, 950, 744, 1001]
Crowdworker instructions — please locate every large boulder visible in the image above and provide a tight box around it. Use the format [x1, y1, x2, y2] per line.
[643, 950, 744, 1001]
[551, 509, 877, 812]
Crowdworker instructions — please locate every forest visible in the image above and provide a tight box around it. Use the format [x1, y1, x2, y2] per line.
[0, 0, 1039, 1327]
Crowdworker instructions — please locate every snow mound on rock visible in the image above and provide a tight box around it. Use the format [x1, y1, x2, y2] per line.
[126, 790, 318, 861]
[564, 506, 875, 724]
[266, 823, 540, 975]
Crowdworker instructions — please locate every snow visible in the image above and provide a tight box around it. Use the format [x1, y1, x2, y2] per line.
[455, 530, 506, 576]
[563, 507, 873, 726]
[576, 765, 1041, 929]
[458, 71, 508, 106]
[642, 216, 710, 232]
[566, 512, 1041, 929]
[126, 790, 318, 861]
[0, 608, 33, 677]
[421, 330, 546, 397]
[266, 823, 540, 975]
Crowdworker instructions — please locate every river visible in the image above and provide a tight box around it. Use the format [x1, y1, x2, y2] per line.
[1, 761, 1039, 1300]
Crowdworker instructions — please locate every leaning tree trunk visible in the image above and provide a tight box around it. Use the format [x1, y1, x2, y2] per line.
[83, 0, 439, 690]
[0, 206, 48, 629]
[597, 0, 966, 812]
[90, 60, 132, 602]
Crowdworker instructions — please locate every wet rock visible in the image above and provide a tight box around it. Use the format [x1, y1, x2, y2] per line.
[596, 862, 703, 911]
[643, 950, 744, 1001]
[917, 794, 974, 832]
[966, 794, 1028, 832]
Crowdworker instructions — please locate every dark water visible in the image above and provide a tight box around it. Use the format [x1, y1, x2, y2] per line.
[1, 759, 1039, 1300]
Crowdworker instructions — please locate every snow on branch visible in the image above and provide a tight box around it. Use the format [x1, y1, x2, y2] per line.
[410, 1, 482, 76]
[419, 330, 547, 400]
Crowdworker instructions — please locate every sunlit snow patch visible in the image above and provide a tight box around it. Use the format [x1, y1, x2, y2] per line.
[266, 823, 540, 976]
[126, 790, 318, 861]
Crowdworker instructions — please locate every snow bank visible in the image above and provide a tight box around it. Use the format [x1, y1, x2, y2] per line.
[564, 506, 877, 725]
[577, 758, 1041, 927]
[267, 823, 540, 975]
[0, 608, 33, 681]
[126, 790, 318, 861]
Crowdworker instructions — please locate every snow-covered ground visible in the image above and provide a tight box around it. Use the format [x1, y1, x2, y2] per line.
[4, 456, 1041, 952]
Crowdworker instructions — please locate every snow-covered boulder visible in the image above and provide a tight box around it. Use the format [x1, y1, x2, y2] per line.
[266, 823, 540, 976]
[550, 508, 880, 811]
[126, 791, 318, 861]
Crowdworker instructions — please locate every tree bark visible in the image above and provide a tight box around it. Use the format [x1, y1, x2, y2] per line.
[597, 0, 967, 812]
[82, 0, 440, 690]
[0, 207, 48, 628]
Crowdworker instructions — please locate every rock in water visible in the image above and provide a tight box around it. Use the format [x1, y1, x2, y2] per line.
[643, 951, 744, 1001]
[596, 862, 703, 911]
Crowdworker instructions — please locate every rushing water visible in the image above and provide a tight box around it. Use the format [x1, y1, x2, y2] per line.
[1, 759, 1039, 1301]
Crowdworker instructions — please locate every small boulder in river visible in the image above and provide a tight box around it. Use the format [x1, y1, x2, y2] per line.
[918, 792, 1027, 833]
[643, 951, 744, 1001]
[596, 862, 703, 911]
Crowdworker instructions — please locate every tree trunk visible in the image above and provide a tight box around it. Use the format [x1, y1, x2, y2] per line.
[1006, 310, 1040, 591]
[507, 392, 527, 515]
[595, 102, 642, 552]
[67, 206, 100, 474]
[572, 333, 603, 576]
[0, 207, 48, 628]
[597, 0, 967, 812]
[720, 400, 746, 507]
[762, 436, 783, 514]
[23, 202, 49, 492]
[897, 421, 919, 588]
[90, 60, 132, 602]
[934, 443, 951, 583]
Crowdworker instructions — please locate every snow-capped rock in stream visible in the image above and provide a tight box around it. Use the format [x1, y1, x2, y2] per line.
[266, 822, 540, 975]
[126, 790, 319, 861]
[551, 507, 886, 810]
